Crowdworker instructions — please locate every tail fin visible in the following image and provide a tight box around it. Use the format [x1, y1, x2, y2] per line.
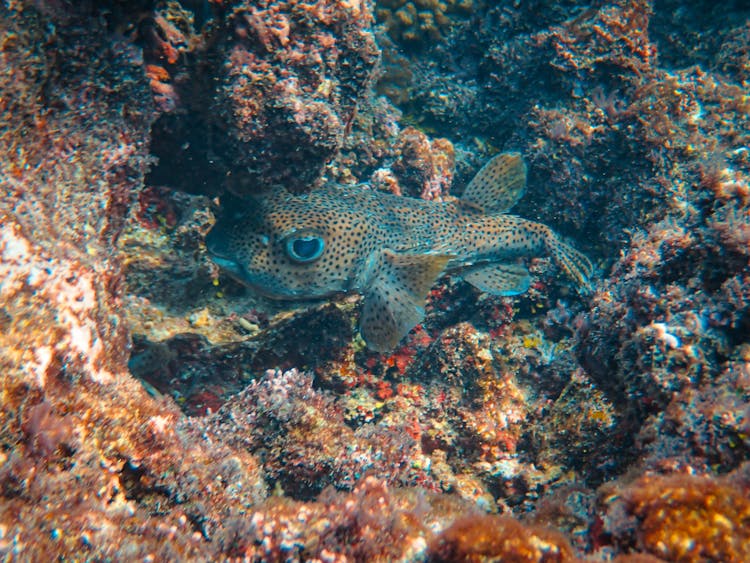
[546, 234, 594, 292]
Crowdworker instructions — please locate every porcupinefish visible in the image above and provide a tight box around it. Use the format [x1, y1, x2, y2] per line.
[206, 153, 593, 352]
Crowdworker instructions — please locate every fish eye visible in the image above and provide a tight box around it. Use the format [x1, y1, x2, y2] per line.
[285, 234, 325, 263]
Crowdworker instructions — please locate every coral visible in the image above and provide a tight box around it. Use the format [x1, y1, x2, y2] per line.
[612, 556, 666, 563]
[139, 2, 196, 114]
[388, 0, 748, 260]
[375, 0, 475, 47]
[391, 126, 455, 199]
[3, 0, 750, 560]
[127, 302, 354, 414]
[0, 3, 153, 388]
[428, 513, 575, 562]
[375, 38, 416, 105]
[404, 322, 531, 477]
[533, 369, 620, 477]
[636, 357, 750, 472]
[649, 0, 750, 72]
[616, 473, 750, 562]
[193, 368, 436, 498]
[0, 4, 264, 559]
[330, 92, 405, 185]
[217, 477, 424, 560]
[148, 0, 381, 196]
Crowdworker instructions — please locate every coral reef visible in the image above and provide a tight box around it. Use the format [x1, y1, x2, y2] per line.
[211, 476, 448, 561]
[0, 3, 259, 559]
[3, 0, 750, 560]
[147, 0, 381, 196]
[379, 0, 749, 467]
[0, 1, 151, 389]
[390, 126, 455, 199]
[601, 468, 750, 562]
[192, 368, 437, 499]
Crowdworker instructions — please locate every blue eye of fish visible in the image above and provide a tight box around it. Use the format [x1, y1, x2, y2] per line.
[286, 235, 325, 263]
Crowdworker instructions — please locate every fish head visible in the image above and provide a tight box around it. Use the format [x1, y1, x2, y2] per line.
[205, 190, 368, 300]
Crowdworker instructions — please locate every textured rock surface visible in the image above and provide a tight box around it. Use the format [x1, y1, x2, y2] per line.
[147, 0, 381, 196]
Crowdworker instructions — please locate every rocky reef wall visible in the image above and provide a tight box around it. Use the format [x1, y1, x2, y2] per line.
[1, 0, 749, 561]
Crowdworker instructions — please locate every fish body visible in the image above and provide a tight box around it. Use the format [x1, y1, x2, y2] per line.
[207, 153, 593, 351]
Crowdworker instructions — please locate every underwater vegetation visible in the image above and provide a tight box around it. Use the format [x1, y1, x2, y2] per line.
[1, 0, 749, 560]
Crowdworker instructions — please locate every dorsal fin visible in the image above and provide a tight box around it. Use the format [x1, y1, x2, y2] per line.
[461, 152, 527, 215]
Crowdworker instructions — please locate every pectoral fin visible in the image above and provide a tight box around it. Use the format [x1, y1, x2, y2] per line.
[359, 250, 452, 352]
[462, 262, 531, 296]
[461, 152, 527, 215]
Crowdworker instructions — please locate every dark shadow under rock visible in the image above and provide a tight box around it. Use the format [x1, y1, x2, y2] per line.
[129, 302, 353, 415]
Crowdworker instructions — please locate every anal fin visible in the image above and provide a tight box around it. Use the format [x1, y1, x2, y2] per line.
[359, 250, 452, 352]
[462, 262, 531, 296]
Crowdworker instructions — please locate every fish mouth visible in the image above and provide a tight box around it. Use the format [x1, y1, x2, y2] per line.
[209, 255, 245, 277]
[205, 225, 228, 257]
[205, 241, 299, 300]
[206, 252, 258, 289]
[204, 228, 251, 282]
[208, 252, 338, 302]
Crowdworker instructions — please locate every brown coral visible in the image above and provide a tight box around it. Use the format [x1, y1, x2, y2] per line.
[624, 473, 750, 562]
[375, 0, 475, 46]
[428, 514, 575, 562]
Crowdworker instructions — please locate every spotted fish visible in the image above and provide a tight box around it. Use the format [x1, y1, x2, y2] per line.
[206, 153, 593, 352]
